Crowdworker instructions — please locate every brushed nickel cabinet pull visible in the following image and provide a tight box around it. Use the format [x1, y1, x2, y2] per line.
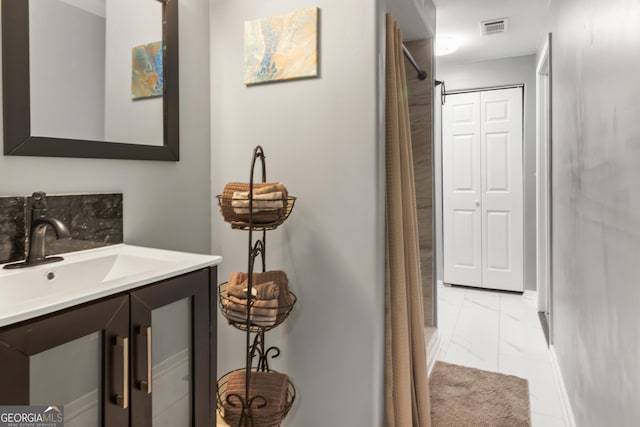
[115, 336, 129, 409]
[146, 326, 152, 394]
[137, 326, 152, 394]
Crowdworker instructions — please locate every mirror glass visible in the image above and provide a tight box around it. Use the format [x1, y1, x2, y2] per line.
[29, 0, 163, 146]
[2, 0, 178, 160]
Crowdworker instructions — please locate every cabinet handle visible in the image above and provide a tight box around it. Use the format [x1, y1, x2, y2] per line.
[115, 336, 129, 409]
[137, 326, 152, 394]
[146, 326, 152, 394]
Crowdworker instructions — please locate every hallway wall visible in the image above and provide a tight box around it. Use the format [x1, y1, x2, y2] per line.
[549, 0, 640, 425]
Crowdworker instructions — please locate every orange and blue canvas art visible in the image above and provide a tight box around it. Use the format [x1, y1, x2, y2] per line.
[131, 41, 163, 99]
[244, 7, 319, 85]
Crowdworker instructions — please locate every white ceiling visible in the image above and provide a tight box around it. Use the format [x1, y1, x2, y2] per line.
[433, 0, 551, 66]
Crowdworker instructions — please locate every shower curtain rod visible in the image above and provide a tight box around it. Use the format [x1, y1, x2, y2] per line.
[402, 44, 427, 81]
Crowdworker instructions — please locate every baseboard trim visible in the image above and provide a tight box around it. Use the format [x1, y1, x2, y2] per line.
[523, 290, 537, 301]
[437, 280, 444, 288]
[427, 331, 442, 377]
[550, 346, 577, 427]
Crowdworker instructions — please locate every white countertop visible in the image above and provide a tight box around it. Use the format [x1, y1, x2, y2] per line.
[0, 244, 222, 328]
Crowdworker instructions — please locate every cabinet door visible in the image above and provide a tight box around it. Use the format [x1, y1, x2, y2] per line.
[0, 295, 130, 427]
[129, 269, 211, 427]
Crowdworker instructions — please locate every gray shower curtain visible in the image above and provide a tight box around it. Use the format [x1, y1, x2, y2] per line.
[384, 13, 432, 427]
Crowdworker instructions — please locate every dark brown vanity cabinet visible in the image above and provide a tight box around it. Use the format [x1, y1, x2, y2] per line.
[0, 267, 217, 427]
[0, 294, 130, 426]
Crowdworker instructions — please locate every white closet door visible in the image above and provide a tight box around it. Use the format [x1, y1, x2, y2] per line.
[443, 88, 524, 291]
[480, 88, 523, 291]
[442, 92, 482, 287]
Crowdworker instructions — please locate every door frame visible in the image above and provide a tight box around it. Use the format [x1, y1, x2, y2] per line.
[441, 84, 525, 291]
[536, 33, 553, 343]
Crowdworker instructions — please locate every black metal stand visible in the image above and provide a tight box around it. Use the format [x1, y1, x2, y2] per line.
[219, 146, 295, 427]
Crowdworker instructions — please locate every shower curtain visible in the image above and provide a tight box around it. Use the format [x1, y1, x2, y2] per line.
[384, 13, 431, 427]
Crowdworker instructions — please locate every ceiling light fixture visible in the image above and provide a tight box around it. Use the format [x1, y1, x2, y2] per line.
[435, 37, 460, 56]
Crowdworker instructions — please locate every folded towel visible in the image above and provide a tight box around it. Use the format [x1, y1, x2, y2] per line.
[224, 295, 279, 316]
[248, 281, 279, 300]
[227, 273, 250, 299]
[252, 183, 287, 196]
[226, 309, 277, 323]
[225, 309, 277, 327]
[232, 191, 284, 214]
[227, 279, 280, 300]
[226, 272, 293, 317]
[222, 182, 289, 227]
[227, 295, 279, 309]
[223, 371, 289, 422]
[227, 282, 258, 299]
[277, 280, 293, 308]
[231, 215, 281, 225]
[228, 271, 242, 287]
[225, 370, 288, 402]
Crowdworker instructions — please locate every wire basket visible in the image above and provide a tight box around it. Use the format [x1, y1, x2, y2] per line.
[217, 369, 296, 427]
[217, 182, 296, 231]
[219, 283, 297, 333]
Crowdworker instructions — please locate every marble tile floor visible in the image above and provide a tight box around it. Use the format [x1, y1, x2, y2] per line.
[436, 283, 566, 426]
[217, 285, 564, 426]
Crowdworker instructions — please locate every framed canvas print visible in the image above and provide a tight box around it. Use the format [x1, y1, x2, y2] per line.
[132, 41, 163, 99]
[244, 7, 319, 85]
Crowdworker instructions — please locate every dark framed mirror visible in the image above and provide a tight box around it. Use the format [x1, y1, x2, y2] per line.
[1, 0, 179, 161]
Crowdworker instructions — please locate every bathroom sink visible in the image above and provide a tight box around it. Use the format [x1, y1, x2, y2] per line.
[0, 244, 222, 327]
[1, 253, 170, 294]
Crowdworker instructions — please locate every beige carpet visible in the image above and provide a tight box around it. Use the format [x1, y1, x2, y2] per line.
[430, 361, 531, 427]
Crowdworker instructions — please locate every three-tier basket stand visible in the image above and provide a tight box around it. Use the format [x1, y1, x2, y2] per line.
[216, 146, 297, 427]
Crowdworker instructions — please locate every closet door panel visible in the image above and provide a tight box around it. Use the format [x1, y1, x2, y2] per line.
[481, 88, 524, 291]
[452, 209, 477, 268]
[443, 92, 482, 287]
[485, 132, 510, 192]
[485, 210, 511, 270]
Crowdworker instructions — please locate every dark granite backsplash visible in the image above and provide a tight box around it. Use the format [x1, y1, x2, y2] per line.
[0, 198, 26, 263]
[0, 193, 123, 264]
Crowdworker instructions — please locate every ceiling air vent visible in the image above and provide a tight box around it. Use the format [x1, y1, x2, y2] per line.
[480, 18, 509, 36]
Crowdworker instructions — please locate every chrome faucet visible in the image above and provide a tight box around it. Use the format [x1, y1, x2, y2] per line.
[3, 192, 71, 269]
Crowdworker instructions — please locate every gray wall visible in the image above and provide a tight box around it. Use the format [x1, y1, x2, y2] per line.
[435, 55, 537, 291]
[29, 0, 106, 141]
[210, 1, 385, 425]
[0, 0, 211, 255]
[549, 0, 640, 424]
